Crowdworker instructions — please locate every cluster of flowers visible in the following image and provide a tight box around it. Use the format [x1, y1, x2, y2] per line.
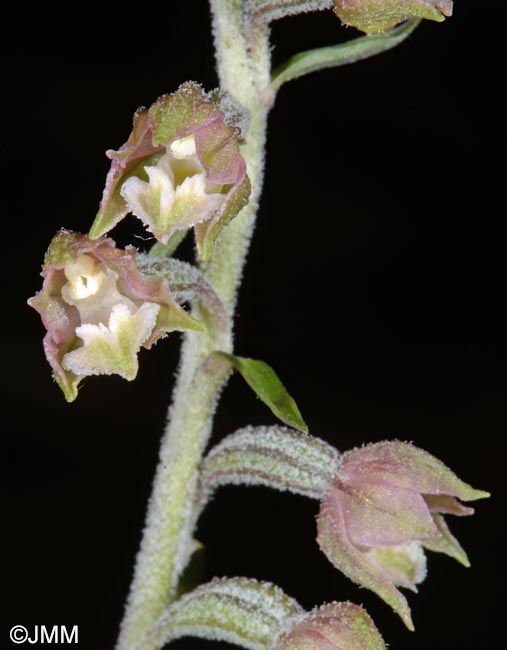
[28, 5, 486, 647]
[29, 83, 250, 401]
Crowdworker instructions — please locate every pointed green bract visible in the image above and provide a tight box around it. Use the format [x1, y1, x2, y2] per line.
[212, 352, 308, 432]
[271, 19, 419, 91]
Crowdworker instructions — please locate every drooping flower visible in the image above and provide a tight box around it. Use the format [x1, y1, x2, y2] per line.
[28, 230, 202, 402]
[333, 0, 453, 34]
[275, 601, 386, 650]
[316, 441, 488, 629]
[89, 82, 250, 260]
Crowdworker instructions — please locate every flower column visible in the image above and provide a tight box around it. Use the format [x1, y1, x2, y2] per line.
[115, 4, 273, 650]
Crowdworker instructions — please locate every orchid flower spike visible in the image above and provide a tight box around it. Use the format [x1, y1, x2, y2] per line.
[316, 440, 489, 629]
[333, 0, 453, 33]
[89, 82, 251, 260]
[28, 230, 202, 401]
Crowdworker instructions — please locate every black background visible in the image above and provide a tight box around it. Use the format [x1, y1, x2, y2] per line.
[3, 1, 505, 648]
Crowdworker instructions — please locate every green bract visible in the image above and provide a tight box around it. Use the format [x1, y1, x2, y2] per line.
[210, 352, 308, 432]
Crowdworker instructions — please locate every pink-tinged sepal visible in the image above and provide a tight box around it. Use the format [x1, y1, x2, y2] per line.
[92, 107, 157, 237]
[317, 486, 415, 629]
[275, 602, 386, 650]
[338, 481, 438, 547]
[90, 82, 250, 260]
[422, 514, 470, 567]
[28, 230, 202, 401]
[42, 333, 81, 403]
[316, 440, 488, 628]
[339, 441, 488, 502]
[424, 494, 475, 516]
[333, 0, 453, 34]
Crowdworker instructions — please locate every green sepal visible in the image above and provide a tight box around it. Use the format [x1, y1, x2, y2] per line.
[333, 0, 451, 34]
[194, 174, 251, 261]
[211, 352, 308, 433]
[422, 514, 470, 567]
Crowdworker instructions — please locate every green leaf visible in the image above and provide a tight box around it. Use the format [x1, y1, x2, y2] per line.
[271, 19, 419, 91]
[212, 352, 308, 433]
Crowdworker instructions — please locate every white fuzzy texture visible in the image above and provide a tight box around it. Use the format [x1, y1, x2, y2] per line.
[216, 90, 252, 138]
[245, 0, 333, 24]
[136, 578, 303, 650]
[137, 255, 230, 347]
[199, 426, 340, 506]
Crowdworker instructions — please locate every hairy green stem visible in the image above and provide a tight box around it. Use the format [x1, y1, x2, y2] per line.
[115, 2, 415, 647]
[115, 3, 270, 649]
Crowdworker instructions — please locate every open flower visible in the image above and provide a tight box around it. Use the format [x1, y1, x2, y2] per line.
[28, 230, 202, 402]
[316, 441, 488, 629]
[333, 0, 453, 34]
[89, 82, 250, 260]
[275, 602, 385, 650]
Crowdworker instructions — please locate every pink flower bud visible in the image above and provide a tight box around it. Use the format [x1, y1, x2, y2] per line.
[275, 602, 385, 650]
[28, 230, 202, 402]
[89, 82, 251, 260]
[316, 441, 488, 629]
[333, 0, 453, 34]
